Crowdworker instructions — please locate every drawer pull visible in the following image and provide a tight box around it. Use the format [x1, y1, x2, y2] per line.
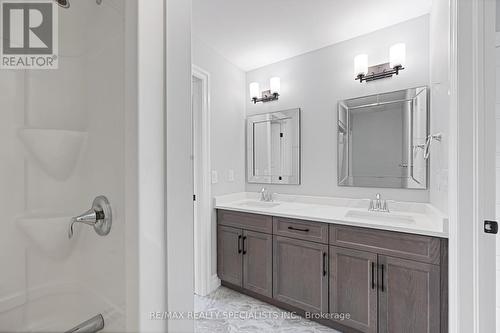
[242, 236, 247, 255]
[322, 252, 327, 276]
[380, 264, 385, 292]
[288, 226, 310, 232]
[238, 235, 242, 254]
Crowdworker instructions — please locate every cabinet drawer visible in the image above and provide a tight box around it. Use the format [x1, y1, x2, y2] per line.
[330, 225, 441, 264]
[217, 209, 272, 234]
[273, 217, 328, 244]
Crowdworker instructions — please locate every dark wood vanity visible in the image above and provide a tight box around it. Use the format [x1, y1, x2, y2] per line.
[217, 209, 448, 333]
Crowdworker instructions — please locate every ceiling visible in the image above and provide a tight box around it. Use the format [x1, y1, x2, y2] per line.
[193, 0, 432, 72]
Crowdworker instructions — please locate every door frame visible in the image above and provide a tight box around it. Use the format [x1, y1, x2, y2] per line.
[449, 0, 496, 332]
[192, 65, 215, 296]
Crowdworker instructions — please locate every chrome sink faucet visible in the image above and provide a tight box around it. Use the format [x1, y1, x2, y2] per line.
[260, 188, 273, 202]
[369, 193, 389, 213]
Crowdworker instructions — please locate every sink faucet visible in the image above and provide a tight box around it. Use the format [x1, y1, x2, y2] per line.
[369, 193, 389, 213]
[260, 188, 273, 202]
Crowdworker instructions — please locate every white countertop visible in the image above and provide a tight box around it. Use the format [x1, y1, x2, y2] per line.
[214, 192, 449, 238]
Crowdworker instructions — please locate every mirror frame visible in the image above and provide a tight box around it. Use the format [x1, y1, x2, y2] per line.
[246, 108, 301, 184]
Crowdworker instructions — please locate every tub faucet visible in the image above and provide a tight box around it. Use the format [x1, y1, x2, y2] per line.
[369, 193, 389, 213]
[260, 188, 273, 202]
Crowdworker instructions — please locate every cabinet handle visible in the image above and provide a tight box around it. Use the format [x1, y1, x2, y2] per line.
[242, 236, 247, 255]
[371, 262, 375, 289]
[238, 235, 242, 254]
[322, 252, 327, 276]
[288, 226, 310, 232]
[380, 264, 385, 292]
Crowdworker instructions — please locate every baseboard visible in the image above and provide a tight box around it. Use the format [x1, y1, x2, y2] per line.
[208, 274, 221, 294]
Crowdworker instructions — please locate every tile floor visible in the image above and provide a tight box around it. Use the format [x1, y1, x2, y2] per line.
[194, 287, 340, 333]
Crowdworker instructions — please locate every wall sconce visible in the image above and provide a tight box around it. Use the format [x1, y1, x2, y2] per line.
[354, 43, 406, 83]
[250, 77, 280, 103]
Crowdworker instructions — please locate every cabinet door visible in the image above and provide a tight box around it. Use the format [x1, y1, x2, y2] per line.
[330, 246, 377, 333]
[273, 236, 328, 313]
[378, 255, 440, 333]
[242, 230, 273, 297]
[217, 226, 242, 286]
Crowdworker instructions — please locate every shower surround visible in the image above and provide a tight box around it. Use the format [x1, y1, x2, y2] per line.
[0, 1, 130, 331]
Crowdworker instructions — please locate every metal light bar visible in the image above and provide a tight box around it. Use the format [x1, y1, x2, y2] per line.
[356, 63, 404, 83]
[252, 90, 279, 104]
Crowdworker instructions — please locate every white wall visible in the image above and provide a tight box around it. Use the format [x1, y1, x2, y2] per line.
[192, 37, 246, 280]
[429, 0, 451, 214]
[165, 0, 194, 331]
[193, 37, 246, 197]
[246, 15, 431, 202]
[138, 0, 166, 332]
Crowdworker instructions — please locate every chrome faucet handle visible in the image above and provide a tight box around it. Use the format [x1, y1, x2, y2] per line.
[69, 196, 112, 239]
[382, 200, 389, 213]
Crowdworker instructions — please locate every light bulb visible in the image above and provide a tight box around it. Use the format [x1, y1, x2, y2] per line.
[249, 82, 260, 99]
[270, 77, 281, 95]
[354, 54, 368, 77]
[390, 43, 406, 68]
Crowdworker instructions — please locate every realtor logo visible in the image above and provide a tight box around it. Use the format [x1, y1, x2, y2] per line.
[1, 0, 58, 69]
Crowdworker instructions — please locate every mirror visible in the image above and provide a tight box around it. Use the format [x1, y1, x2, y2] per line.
[338, 87, 428, 189]
[247, 109, 300, 184]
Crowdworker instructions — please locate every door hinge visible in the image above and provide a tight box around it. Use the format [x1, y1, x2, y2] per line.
[484, 220, 498, 234]
[280, 132, 283, 137]
[193, 194, 196, 201]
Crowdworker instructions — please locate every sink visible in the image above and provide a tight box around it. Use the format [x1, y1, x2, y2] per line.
[345, 210, 415, 224]
[238, 200, 281, 208]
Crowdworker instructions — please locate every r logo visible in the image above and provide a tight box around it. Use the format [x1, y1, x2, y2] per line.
[2, 2, 53, 54]
[0, 1, 58, 69]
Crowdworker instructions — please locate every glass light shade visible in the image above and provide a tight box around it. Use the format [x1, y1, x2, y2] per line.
[270, 77, 281, 94]
[390, 43, 406, 68]
[249, 82, 260, 99]
[354, 54, 368, 76]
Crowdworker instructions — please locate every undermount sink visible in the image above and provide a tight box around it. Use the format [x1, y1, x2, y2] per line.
[345, 210, 415, 224]
[238, 200, 281, 208]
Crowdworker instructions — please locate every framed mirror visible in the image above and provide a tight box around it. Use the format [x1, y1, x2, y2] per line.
[247, 109, 301, 184]
[338, 87, 428, 189]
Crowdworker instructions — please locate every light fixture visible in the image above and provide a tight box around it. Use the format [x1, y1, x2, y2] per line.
[355, 43, 406, 83]
[250, 77, 280, 104]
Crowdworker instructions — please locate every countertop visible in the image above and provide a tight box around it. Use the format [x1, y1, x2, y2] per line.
[214, 192, 449, 238]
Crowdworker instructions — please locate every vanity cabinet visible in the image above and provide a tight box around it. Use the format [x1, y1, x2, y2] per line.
[329, 246, 441, 333]
[216, 209, 447, 333]
[377, 255, 440, 333]
[273, 236, 329, 313]
[217, 225, 243, 286]
[217, 211, 273, 298]
[329, 247, 378, 333]
[243, 230, 273, 297]
[330, 226, 443, 333]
